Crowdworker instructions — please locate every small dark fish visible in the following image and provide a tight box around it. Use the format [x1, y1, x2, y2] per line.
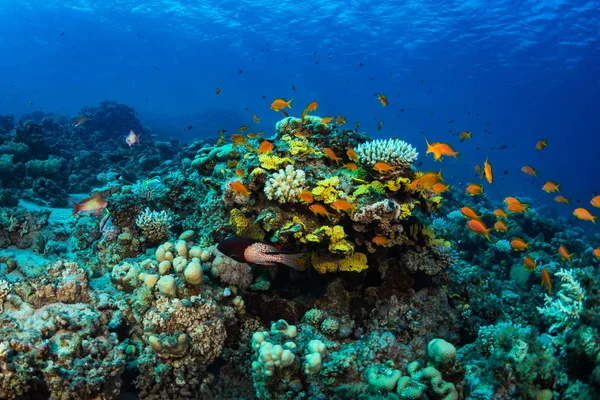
[419, 130, 425, 134]
[154, 65, 159, 70]
[400, 108, 405, 112]
[217, 237, 304, 269]
[448, 120, 454, 124]
[239, 69, 243, 73]
[421, 80, 424, 84]
[188, 126, 193, 130]
[476, 146, 481, 150]
[359, 63, 364, 67]
[504, 170, 508, 174]
[262, 96, 266, 99]
[476, 113, 480, 116]
[417, 161, 423, 167]
[467, 112, 471, 115]
[498, 145, 507, 150]
[60, 31, 65, 36]
[291, 85, 296, 92]
[485, 122, 491, 126]
[314, 51, 317, 55]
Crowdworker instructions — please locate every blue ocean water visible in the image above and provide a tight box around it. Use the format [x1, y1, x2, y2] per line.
[1, 0, 598, 214]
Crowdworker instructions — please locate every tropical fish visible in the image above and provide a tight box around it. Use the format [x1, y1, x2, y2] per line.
[459, 131, 472, 142]
[230, 134, 247, 147]
[253, 114, 260, 123]
[591, 195, 600, 208]
[126, 129, 140, 147]
[460, 206, 481, 220]
[294, 130, 311, 139]
[493, 209, 508, 219]
[304, 101, 319, 113]
[558, 245, 574, 262]
[554, 195, 570, 204]
[217, 237, 303, 269]
[483, 157, 493, 184]
[541, 267, 552, 293]
[510, 238, 529, 251]
[70, 193, 108, 216]
[573, 208, 596, 224]
[466, 219, 491, 242]
[373, 162, 397, 173]
[593, 248, 600, 260]
[320, 116, 334, 125]
[323, 148, 343, 164]
[298, 190, 314, 205]
[494, 221, 508, 233]
[235, 169, 246, 177]
[377, 121, 383, 131]
[542, 181, 560, 193]
[74, 116, 88, 127]
[372, 236, 391, 246]
[335, 114, 346, 125]
[431, 183, 451, 193]
[417, 170, 443, 189]
[375, 93, 388, 106]
[347, 149, 359, 162]
[426, 139, 459, 161]
[256, 141, 274, 154]
[507, 202, 529, 213]
[341, 163, 359, 171]
[466, 183, 484, 196]
[309, 203, 332, 219]
[230, 181, 251, 196]
[238, 125, 249, 132]
[524, 256, 536, 271]
[331, 199, 356, 214]
[270, 98, 293, 111]
[215, 88, 222, 94]
[536, 138, 548, 150]
[521, 166, 538, 176]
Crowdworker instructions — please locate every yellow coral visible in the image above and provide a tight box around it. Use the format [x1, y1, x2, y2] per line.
[329, 225, 345, 243]
[311, 252, 368, 274]
[353, 184, 371, 197]
[258, 154, 295, 170]
[399, 203, 414, 220]
[250, 167, 265, 178]
[386, 177, 411, 192]
[370, 181, 386, 194]
[329, 239, 354, 255]
[229, 209, 265, 240]
[312, 176, 341, 203]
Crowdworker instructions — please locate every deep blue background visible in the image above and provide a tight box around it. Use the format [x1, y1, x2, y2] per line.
[0, 0, 598, 219]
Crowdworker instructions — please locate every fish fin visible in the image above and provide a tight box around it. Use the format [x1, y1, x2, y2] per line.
[69, 198, 80, 216]
[269, 252, 309, 271]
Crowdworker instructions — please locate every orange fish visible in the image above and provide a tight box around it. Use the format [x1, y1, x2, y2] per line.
[466, 219, 491, 242]
[541, 267, 552, 293]
[524, 256, 536, 271]
[309, 203, 332, 219]
[375, 93, 388, 107]
[458, 131, 472, 142]
[331, 199, 356, 214]
[431, 183, 451, 193]
[460, 206, 481, 220]
[320, 116, 334, 125]
[238, 125, 249, 132]
[593, 248, 600, 260]
[554, 195, 570, 204]
[507, 202, 529, 213]
[335, 114, 347, 125]
[235, 169, 246, 177]
[126, 129, 140, 147]
[407, 179, 420, 191]
[347, 149, 359, 162]
[215, 88, 222, 94]
[256, 141, 274, 154]
[298, 190, 314, 205]
[494, 221, 508, 233]
[536, 138, 548, 150]
[323, 148, 342, 164]
[294, 130, 311, 139]
[253, 114, 260, 123]
[494, 209, 508, 219]
[510, 238, 529, 251]
[483, 157, 493, 184]
[270, 98, 293, 111]
[230, 134, 247, 146]
[573, 207, 597, 224]
[542, 181, 560, 193]
[590, 196, 600, 208]
[372, 236, 391, 246]
[377, 121, 384, 131]
[521, 166, 538, 176]
[247, 133, 258, 139]
[227, 160, 238, 168]
[373, 162, 397, 173]
[504, 197, 521, 205]
[558, 245, 574, 262]
[466, 183, 484, 196]
[341, 163, 359, 171]
[417, 170, 444, 189]
[474, 165, 482, 174]
[304, 101, 319, 113]
[230, 181, 251, 196]
[70, 193, 107, 216]
[74, 116, 88, 126]
[425, 139, 459, 161]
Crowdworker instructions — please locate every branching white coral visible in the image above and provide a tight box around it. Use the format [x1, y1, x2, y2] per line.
[0, 279, 9, 314]
[135, 207, 172, 242]
[264, 165, 306, 203]
[355, 138, 419, 167]
[537, 268, 585, 334]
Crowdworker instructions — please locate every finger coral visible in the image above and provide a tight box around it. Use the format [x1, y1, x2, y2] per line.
[264, 165, 306, 203]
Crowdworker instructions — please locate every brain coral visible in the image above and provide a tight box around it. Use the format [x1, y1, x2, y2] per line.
[356, 138, 419, 167]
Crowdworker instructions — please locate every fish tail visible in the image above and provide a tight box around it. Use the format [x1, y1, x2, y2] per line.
[593, 216, 597, 225]
[288, 98, 293, 108]
[277, 253, 309, 271]
[69, 198, 80, 216]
